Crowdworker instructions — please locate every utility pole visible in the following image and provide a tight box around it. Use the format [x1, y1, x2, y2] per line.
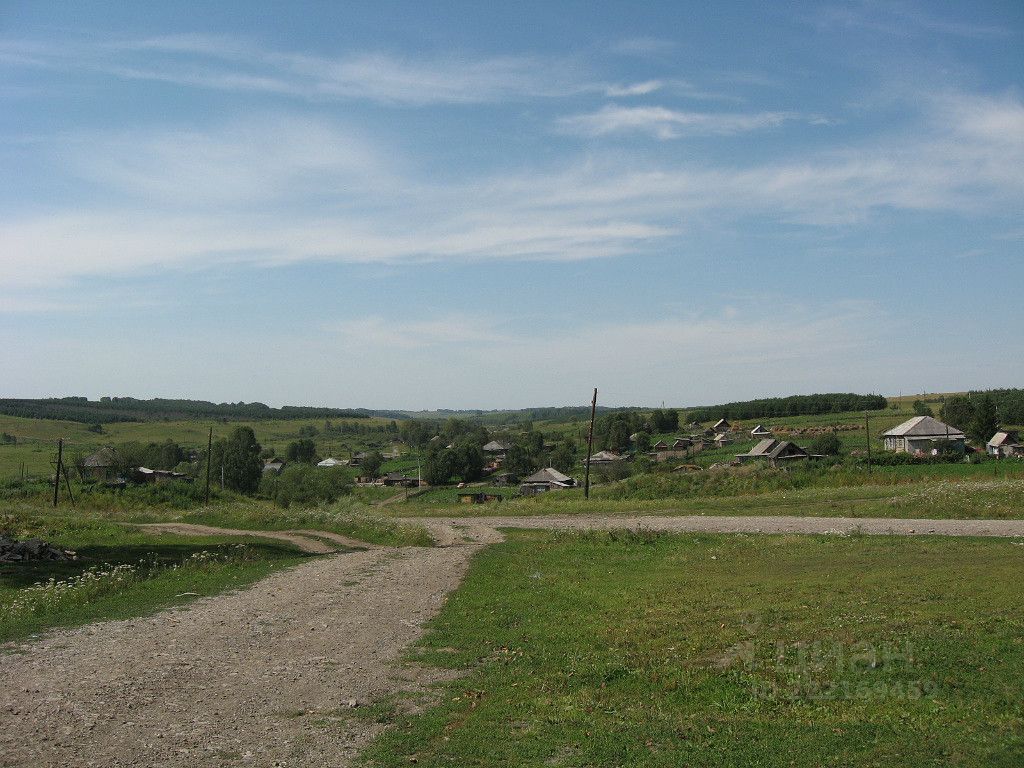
[584, 388, 598, 499]
[864, 412, 871, 475]
[52, 438, 63, 507]
[62, 464, 75, 505]
[205, 427, 213, 504]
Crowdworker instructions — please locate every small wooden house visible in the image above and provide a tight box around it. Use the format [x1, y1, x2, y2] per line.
[736, 439, 809, 467]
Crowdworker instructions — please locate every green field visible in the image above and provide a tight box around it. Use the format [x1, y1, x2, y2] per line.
[362, 530, 1024, 767]
[0, 515, 309, 643]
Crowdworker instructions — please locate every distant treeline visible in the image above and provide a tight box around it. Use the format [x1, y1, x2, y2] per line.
[413, 405, 634, 426]
[686, 393, 888, 423]
[0, 397, 408, 424]
[968, 389, 1024, 425]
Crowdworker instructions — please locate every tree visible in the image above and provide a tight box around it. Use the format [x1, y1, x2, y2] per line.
[940, 396, 974, 431]
[808, 433, 842, 456]
[504, 443, 538, 477]
[633, 431, 652, 454]
[360, 450, 385, 477]
[606, 421, 631, 453]
[285, 438, 318, 464]
[912, 400, 933, 417]
[550, 439, 578, 474]
[221, 426, 263, 493]
[454, 440, 485, 482]
[422, 444, 456, 485]
[969, 394, 999, 443]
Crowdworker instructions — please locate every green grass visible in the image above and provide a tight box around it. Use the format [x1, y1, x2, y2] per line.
[182, 499, 434, 547]
[0, 516, 308, 643]
[362, 530, 1024, 767]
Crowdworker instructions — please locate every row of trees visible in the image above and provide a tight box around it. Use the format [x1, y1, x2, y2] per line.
[687, 393, 888, 423]
[0, 397, 392, 425]
[940, 394, 1001, 443]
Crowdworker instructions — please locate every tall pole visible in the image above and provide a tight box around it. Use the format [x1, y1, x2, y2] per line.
[53, 438, 63, 507]
[205, 427, 213, 504]
[584, 388, 598, 499]
[864, 412, 871, 475]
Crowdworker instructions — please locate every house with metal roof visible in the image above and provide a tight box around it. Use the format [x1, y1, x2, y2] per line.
[589, 450, 624, 465]
[987, 431, 1023, 458]
[520, 467, 575, 495]
[316, 457, 345, 467]
[735, 439, 809, 467]
[882, 416, 965, 454]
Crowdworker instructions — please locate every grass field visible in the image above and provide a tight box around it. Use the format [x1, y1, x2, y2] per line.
[361, 530, 1024, 767]
[0, 515, 309, 644]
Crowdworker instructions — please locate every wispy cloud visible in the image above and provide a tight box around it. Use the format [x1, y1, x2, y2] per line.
[2, 90, 1021, 296]
[604, 80, 664, 97]
[0, 34, 594, 105]
[558, 105, 800, 139]
[809, 2, 1014, 39]
[610, 37, 676, 57]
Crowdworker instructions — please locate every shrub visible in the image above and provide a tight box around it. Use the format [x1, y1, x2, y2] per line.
[808, 433, 842, 456]
[263, 465, 353, 508]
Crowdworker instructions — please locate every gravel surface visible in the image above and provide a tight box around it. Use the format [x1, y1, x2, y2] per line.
[408, 514, 1024, 538]
[4, 513, 1022, 767]
[0, 535, 484, 768]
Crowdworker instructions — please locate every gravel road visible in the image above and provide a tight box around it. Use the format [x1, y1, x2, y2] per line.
[411, 514, 1024, 538]
[0, 533, 487, 768]
[3, 513, 1022, 767]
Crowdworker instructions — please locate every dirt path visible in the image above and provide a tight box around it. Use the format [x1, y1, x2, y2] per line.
[403, 514, 1024, 538]
[4, 513, 1023, 767]
[133, 522, 354, 554]
[0, 531, 488, 768]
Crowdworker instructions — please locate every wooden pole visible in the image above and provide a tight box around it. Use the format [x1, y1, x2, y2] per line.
[205, 427, 213, 504]
[62, 465, 75, 505]
[584, 388, 598, 499]
[52, 438, 63, 507]
[864, 412, 871, 475]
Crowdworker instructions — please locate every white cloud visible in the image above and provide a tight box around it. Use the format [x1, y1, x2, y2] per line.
[0, 35, 594, 105]
[2, 91, 1021, 296]
[604, 80, 664, 97]
[558, 104, 798, 139]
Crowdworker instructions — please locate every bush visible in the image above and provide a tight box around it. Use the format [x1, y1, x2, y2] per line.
[808, 433, 842, 456]
[262, 465, 353, 508]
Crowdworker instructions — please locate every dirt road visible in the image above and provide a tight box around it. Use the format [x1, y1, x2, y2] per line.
[413, 513, 1024, 538]
[0, 534, 486, 768]
[3, 513, 1022, 767]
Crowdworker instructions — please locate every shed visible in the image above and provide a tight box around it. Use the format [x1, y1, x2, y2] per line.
[750, 424, 772, 437]
[79, 447, 122, 482]
[987, 431, 1023, 458]
[736, 439, 809, 467]
[712, 419, 731, 432]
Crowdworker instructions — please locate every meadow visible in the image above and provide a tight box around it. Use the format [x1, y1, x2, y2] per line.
[361, 530, 1024, 767]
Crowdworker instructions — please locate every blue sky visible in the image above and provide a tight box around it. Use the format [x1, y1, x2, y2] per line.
[2, 1, 1022, 409]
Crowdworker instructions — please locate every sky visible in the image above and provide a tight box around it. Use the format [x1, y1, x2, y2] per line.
[1, 1, 1022, 410]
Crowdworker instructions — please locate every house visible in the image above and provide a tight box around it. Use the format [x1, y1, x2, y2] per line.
[714, 433, 733, 447]
[262, 458, 286, 475]
[520, 468, 576, 495]
[712, 418, 731, 433]
[79, 447, 122, 482]
[348, 451, 367, 467]
[652, 440, 670, 452]
[382, 471, 419, 487]
[987, 431, 1024, 458]
[736, 439, 809, 467]
[482, 440, 510, 455]
[316, 457, 344, 467]
[882, 416, 965, 455]
[672, 437, 693, 450]
[750, 424, 772, 438]
[589, 450, 624, 465]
